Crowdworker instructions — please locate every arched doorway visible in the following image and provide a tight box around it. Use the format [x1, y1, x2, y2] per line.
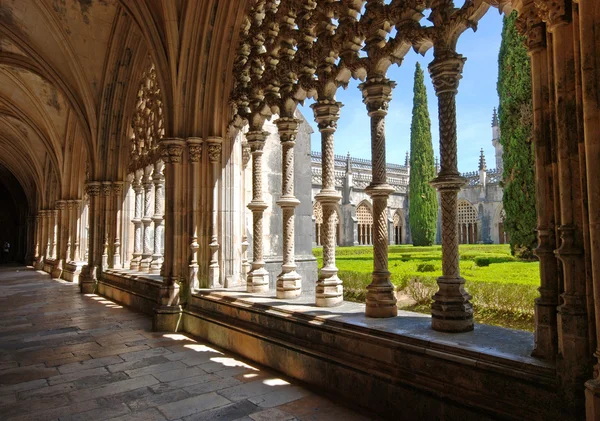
[357, 201, 373, 246]
[0, 165, 30, 264]
[393, 210, 403, 245]
[457, 200, 478, 245]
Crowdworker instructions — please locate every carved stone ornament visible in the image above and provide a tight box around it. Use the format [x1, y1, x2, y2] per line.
[168, 145, 183, 163]
[55, 200, 66, 210]
[85, 182, 101, 197]
[242, 142, 251, 168]
[112, 182, 124, 196]
[102, 183, 112, 196]
[208, 143, 222, 163]
[428, 53, 466, 95]
[188, 145, 202, 162]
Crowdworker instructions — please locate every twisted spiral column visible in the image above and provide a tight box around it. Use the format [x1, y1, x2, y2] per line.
[150, 161, 165, 273]
[140, 166, 154, 271]
[187, 138, 202, 290]
[241, 142, 251, 282]
[275, 117, 302, 298]
[359, 78, 398, 318]
[429, 51, 473, 332]
[311, 100, 343, 307]
[246, 130, 270, 293]
[130, 171, 144, 270]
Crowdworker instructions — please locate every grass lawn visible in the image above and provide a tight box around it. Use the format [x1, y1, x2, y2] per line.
[313, 244, 540, 331]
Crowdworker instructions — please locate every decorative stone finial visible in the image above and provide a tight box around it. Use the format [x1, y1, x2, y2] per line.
[492, 107, 499, 127]
[405, 151, 410, 167]
[479, 148, 487, 171]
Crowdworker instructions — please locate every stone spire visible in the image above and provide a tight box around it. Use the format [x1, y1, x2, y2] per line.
[346, 151, 352, 173]
[434, 156, 439, 175]
[492, 107, 499, 127]
[405, 151, 410, 167]
[491, 108, 503, 171]
[478, 148, 487, 171]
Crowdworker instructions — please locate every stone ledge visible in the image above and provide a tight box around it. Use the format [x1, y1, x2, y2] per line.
[99, 269, 163, 314]
[184, 290, 566, 420]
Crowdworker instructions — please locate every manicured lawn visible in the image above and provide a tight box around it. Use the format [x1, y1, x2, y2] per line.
[313, 244, 540, 331]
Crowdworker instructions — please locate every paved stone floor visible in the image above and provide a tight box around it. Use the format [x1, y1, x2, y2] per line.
[0, 266, 373, 421]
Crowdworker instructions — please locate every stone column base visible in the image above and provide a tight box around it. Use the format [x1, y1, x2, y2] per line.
[51, 260, 63, 279]
[34, 259, 44, 270]
[586, 379, 600, 421]
[247, 269, 269, 293]
[153, 305, 182, 332]
[80, 280, 96, 294]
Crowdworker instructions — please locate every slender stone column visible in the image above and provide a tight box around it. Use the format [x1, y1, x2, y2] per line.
[429, 51, 473, 332]
[546, 8, 592, 403]
[34, 213, 43, 269]
[246, 130, 270, 293]
[50, 209, 58, 260]
[275, 117, 302, 298]
[65, 201, 74, 264]
[241, 142, 251, 282]
[359, 79, 398, 318]
[518, 10, 559, 360]
[80, 182, 101, 293]
[187, 138, 202, 290]
[150, 161, 165, 273]
[311, 100, 343, 307]
[111, 182, 124, 269]
[155, 138, 186, 331]
[73, 200, 81, 262]
[52, 201, 66, 278]
[42, 209, 50, 260]
[130, 170, 144, 270]
[101, 182, 112, 270]
[580, 0, 600, 415]
[140, 165, 154, 271]
[207, 139, 223, 287]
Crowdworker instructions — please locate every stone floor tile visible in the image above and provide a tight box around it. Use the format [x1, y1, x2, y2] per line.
[156, 391, 231, 419]
[0, 364, 57, 384]
[127, 388, 191, 412]
[17, 381, 76, 399]
[118, 346, 172, 362]
[89, 344, 150, 359]
[59, 402, 131, 421]
[1, 393, 70, 419]
[182, 399, 260, 421]
[107, 355, 171, 373]
[247, 385, 311, 408]
[68, 374, 159, 401]
[7, 399, 101, 421]
[57, 355, 123, 374]
[149, 373, 222, 394]
[218, 379, 289, 402]
[109, 407, 167, 421]
[152, 366, 207, 383]
[248, 408, 296, 421]
[47, 366, 109, 385]
[0, 378, 48, 395]
[45, 354, 91, 367]
[125, 360, 186, 378]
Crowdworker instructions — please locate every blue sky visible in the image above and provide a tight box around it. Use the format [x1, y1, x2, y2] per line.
[298, 10, 504, 173]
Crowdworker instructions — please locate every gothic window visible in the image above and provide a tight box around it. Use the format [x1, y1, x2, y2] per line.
[498, 208, 510, 245]
[357, 202, 373, 246]
[393, 211, 403, 245]
[313, 202, 340, 246]
[458, 201, 478, 245]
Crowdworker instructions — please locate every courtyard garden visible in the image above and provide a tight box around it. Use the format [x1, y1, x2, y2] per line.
[313, 244, 539, 331]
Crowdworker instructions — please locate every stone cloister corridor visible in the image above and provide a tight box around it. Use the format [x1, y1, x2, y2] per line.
[0, 266, 368, 421]
[1, 0, 600, 419]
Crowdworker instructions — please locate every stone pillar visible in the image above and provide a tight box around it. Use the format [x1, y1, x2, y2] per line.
[580, 0, 600, 416]
[187, 138, 202, 290]
[360, 79, 398, 318]
[42, 209, 50, 260]
[130, 170, 144, 270]
[140, 165, 154, 271]
[275, 116, 302, 299]
[246, 130, 270, 293]
[73, 200, 81, 262]
[52, 201, 66, 278]
[25, 215, 34, 265]
[150, 161, 165, 273]
[546, 5, 592, 404]
[50, 209, 58, 260]
[80, 182, 101, 293]
[311, 100, 343, 307]
[33, 213, 43, 269]
[429, 51, 473, 332]
[65, 201, 74, 263]
[112, 182, 124, 269]
[241, 142, 251, 282]
[518, 9, 559, 360]
[208, 139, 222, 288]
[155, 138, 186, 331]
[101, 182, 112, 270]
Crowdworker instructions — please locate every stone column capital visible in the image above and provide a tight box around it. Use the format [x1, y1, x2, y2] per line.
[85, 181, 102, 197]
[246, 130, 269, 152]
[187, 137, 203, 163]
[55, 200, 67, 210]
[535, 0, 569, 30]
[274, 117, 300, 144]
[101, 182, 112, 196]
[159, 137, 186, 164]
[207, 137, 223, 163]
[428, 52, 465, 95]
[311, 100, 342, 133]
[112, 182, 124, 196]
[516, 3, 547, 52]
[359, 78, 396, 117]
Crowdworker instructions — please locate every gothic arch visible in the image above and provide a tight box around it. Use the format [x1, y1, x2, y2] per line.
[393, 209, 404, 245]
[458, 200, 478, 245]
[356, 200, 373, 246]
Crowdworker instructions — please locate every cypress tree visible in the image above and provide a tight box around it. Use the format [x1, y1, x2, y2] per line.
[409, 62, 438, 246]
[497, 11, 537, 258]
